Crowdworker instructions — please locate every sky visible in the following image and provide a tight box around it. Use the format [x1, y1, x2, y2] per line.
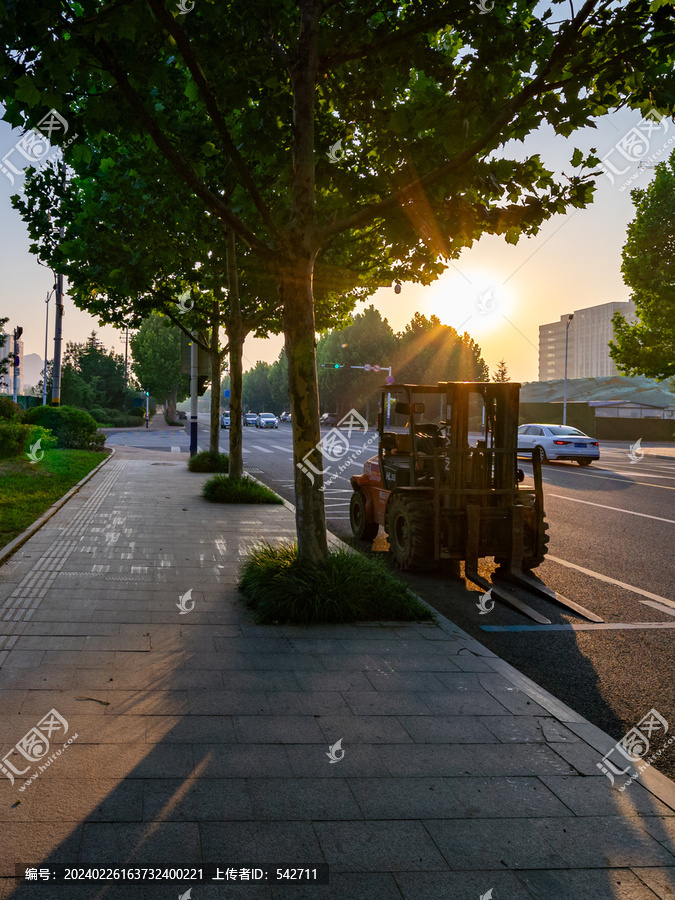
[0, 104, 670, 385]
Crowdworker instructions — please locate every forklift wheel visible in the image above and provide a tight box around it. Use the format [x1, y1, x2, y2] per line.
[349, 491, 379, 541]
[384, 494, 435, 571]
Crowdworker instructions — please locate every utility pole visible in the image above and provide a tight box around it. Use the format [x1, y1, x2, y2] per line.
[124, 326, 129, 387]
[12, 326, 22, 403]
[189, 338, 199, 456]
[42, 287, 54, 405]
[51, 162, 66, 406]
[563, 314, 574, 426]
[145, 389, 150, 428]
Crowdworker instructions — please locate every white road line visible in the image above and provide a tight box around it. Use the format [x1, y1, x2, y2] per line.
[251, 445, 273, 454]
[547, 494, 675, 525]
[482, 622, 675, 632]
[640, 601, 675, 618]
[170, 446, 181, 453]
[271, 444, 292, 452]
[547, 555, 675, 608]
[522, 463, 675, 491]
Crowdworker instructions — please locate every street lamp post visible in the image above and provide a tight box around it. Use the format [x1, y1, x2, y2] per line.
[12, 326, 23, 403]
[42, 286, 55, 405]
[563, 314, 574, 426]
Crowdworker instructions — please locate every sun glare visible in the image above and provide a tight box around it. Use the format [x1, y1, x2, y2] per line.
[423, 268, 515, 337]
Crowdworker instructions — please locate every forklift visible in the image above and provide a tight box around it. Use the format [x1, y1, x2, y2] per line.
[349, 381, 602, 624]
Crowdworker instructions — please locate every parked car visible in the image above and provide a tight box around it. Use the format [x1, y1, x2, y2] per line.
[243, 412, 257, 426]
[517, 424, 600, 465]
[256, 412, 279, 429]
[279, 411, 291, 422]
[320, 412, 339, 427]
[220, 411, 230, 428]
[177, 410, 187, 420]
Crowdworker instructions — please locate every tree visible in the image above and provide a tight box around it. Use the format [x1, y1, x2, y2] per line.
[36, 333, 127, 409]
[0, 317, 9, 385]
[242, 362, 275, 414]
[4, 0, 674, 561]
[493, 359, 511, 382]
[610, 153, 675, 379]
[130, 317, 189, 420]
[394, 314, 489, 385]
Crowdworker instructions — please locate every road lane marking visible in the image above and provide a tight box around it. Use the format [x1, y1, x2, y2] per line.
[546, 554, 675, 611]
[640, 601, 675, 618]
[482, 622, 675, 632]
[272, 444, 292, 452]
[520, 462, 675, 491]
[547, 494, 675, 524]
[251, 445, 273, 453]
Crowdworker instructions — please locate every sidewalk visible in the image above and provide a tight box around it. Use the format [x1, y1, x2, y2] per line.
[1, 454, 674, 899]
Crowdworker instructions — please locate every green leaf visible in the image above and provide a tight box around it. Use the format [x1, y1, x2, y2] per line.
[14, 77, 41, 108]
[571, 148, 583, 167]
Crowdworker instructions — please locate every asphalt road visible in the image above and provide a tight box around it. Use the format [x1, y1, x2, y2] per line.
[108, 416, 675, 781]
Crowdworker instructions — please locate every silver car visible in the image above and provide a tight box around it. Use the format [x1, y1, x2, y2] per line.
[255, 413, 279, 429]
[517, 424, 600, 466]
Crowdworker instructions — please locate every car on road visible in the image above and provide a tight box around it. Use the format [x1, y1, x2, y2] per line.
[517, 423, 600, 465]
[279, 411, 291, 422]
[256, 412, 279, 429]
[243, 413, 257, 426]
[320, 412, 339, 427]
[177, 410, 187, 420]
[220, 411, 230, 428]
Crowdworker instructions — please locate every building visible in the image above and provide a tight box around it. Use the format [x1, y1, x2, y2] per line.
[0, 334, 23, 396]
[538, 300, 636, 381]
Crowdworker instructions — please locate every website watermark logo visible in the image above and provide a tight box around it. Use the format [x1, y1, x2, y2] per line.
[598, 109, 672, 191]
[476, 0, 494, 13]
[27, 438, 43, 464]
[297, 409, 376, 489]
[327, 140, 345, 164]
[479, 891, 494, 900]
[326, 738, 345, 764]
[476, 588, 494, 615]
[476, 288, 497, 315]
[176, 290, 194, 313]
[1, 109, 77, 186]
[597, 708, 671, 789]
[177, 588, 195, 614]
[176, 0, 194, 12]
[1, 709, 77, 789]
[628, 438, 644, 464]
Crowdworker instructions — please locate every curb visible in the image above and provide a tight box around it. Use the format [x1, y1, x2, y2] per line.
[0, 448, 115, 569]
[245, 470, 675, 814]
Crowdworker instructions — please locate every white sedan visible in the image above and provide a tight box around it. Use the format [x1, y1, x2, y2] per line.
[517, 424, 600, 466]
[220, 411, 230, 428]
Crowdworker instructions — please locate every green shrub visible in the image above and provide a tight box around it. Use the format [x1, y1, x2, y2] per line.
[24, 405, 101, 450]
[187, 451, 229, 473]
[0, 423, 31, 458]
[88, 407, 108, 424]
[239, 542, 436, 625]
[202, 474, 283, 504]
[26, 425, 57, 455]
[128, 407, 145, 418]
[0, 397, 22, 421]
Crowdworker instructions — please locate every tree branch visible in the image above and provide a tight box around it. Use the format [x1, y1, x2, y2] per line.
[145, 0, 280, 239]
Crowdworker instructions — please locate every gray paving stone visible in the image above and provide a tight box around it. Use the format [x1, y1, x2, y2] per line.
[270, 872, 402, 900]
[316, 715, 414, 744]
[79, 822, 201, 865]
[143, 778, 254, 820]
[342, 691, 432, 716]
[424, 818, 569, 869]
[193, 744, 293, 778]
[0, 822, 84, 876]
[284, 743, 391, 777]
[188, 690, 270, 715]
[364, 672, 445, 692]
[262, 691, 351, 715]
[419, 691, 511, 716]
[536, 816, 675, 867]
[631, 867, 675, 899]
[396, 870, 536, 900]
[30, 777, 143, 822]
[482, 715, 580, 743]
[517, 867, 664, 899]
[397, 715, 498, 744]
[200, 822, 322, 866]
[314, 821, 448, 871]
[232, 716, 325, 744]
[541, 775, 675, 817]
[145, 716, 236, 743]
[293, 672, 375, 692]
[247, 778, 362, 820]
[377, 742, 576, 777]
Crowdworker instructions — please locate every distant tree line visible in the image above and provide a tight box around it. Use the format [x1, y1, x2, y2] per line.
[241, 308, 488, 417]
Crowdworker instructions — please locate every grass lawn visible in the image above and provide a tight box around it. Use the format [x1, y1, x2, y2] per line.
[0, 449, 108, 551]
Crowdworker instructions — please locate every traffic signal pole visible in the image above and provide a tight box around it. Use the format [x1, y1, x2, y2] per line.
[320, 363, 394, 427]
[189, 337, 198, 457]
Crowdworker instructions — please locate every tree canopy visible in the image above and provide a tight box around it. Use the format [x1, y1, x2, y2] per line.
[3, 0, 674, 560]
[610, 151, 675, 380]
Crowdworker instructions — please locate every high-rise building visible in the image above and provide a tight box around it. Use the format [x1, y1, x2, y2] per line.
[538, 301, 636, 381]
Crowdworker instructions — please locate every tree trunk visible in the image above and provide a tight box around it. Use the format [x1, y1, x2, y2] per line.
[281, 257, 328, 562]
[166, 387, 177, 422]
[209, 301, 221, 455]
[226, 229, 244, 481]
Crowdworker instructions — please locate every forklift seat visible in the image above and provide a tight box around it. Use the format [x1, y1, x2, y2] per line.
[394, 433, 411, 454]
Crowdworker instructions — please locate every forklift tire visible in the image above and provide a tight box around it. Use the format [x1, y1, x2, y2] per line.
[349, 490, 379, 542]
[385, 493, 436, 571]
[495, 499, 550, 571]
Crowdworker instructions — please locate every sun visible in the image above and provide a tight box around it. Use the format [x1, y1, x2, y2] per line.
[423, 268, 514, 335]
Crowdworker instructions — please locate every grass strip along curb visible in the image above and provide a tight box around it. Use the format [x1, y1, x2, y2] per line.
[239, 541, 435, 625]
[202, 473, 283, 504]
[187, 450, 230, 473]
[0, 448, 113, 566]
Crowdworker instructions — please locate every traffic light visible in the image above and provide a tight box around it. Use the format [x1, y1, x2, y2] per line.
[14, 326, 23, 340]
[320, 363, 343, 369]
[145, 390, 150, 396]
